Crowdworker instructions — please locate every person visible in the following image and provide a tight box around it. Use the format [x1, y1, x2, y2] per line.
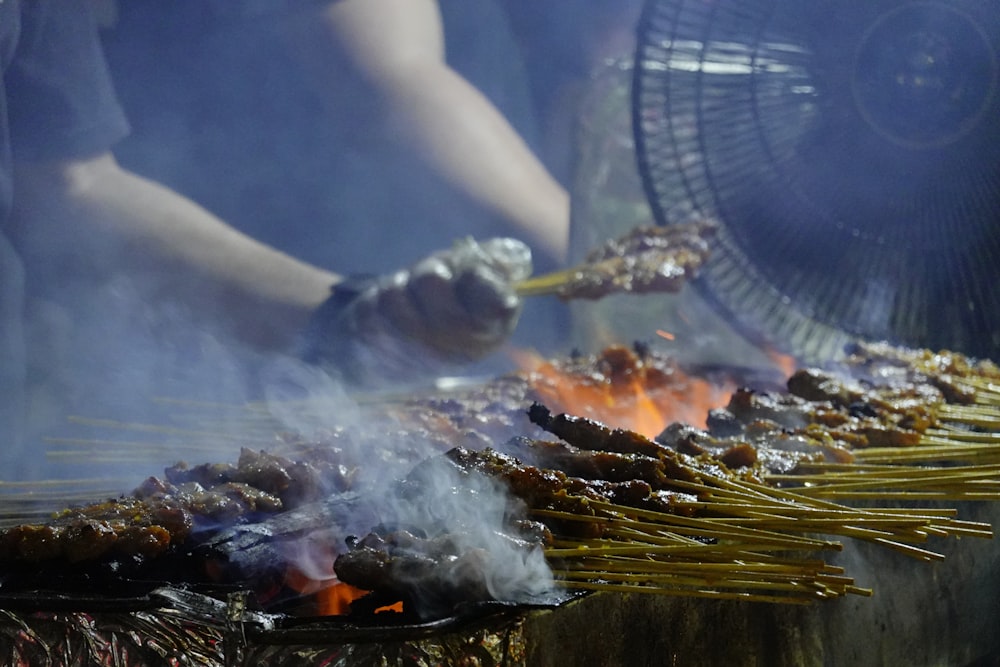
[96, 0, 573, 355]
[1, 1, 532, 474]
[98, 0, 571, 268]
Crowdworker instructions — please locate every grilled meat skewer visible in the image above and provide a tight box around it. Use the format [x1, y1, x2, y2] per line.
[515, 221, 715, 300]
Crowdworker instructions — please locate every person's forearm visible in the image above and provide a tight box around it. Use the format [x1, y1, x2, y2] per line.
[12, 153, 338, 348]
[377, 62, 571, 264]
[282, 0, 570, 264]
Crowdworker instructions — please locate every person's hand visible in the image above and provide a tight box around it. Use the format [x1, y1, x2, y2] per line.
[301, 238, 532, 384]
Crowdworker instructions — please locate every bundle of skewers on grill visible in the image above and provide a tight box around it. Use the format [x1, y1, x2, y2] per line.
[335, 340, 1000, 609]
[2, 221, 1000, 618]
[2, 335, 1000, 616]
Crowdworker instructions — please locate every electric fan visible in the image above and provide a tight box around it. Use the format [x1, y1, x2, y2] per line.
[632, 0, 1000, 361]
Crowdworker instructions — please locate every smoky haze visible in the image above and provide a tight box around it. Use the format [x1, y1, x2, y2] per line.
[10, 1, 598, 480]
[5, 0, 648, 506]
[5, 6, 600, 609]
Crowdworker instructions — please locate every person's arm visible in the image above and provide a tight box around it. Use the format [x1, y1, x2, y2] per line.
[12, 151, 531, 375]
[12, 152, 339, 349]
[282, 0, 571, 265]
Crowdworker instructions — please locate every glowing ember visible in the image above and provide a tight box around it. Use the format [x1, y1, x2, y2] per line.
[513, 344, 734, 436]
[313, 582, 369, 616]
[764, 346, 798, 380]
[281, 541, 404, 616]
[286, 564, 403, 615]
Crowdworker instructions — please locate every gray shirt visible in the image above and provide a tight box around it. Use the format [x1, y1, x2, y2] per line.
[0, 0, 128, 468]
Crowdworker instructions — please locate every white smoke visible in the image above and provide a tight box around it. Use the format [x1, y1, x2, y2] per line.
[384, 454, 555, 607]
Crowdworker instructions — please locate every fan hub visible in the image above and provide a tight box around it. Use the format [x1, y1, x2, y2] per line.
[852, 2, 998, 148]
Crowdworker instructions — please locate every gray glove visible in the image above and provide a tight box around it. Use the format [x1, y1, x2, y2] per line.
[301, 238, 532, 385]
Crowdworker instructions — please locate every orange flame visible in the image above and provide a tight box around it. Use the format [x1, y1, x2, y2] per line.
[765, 347, 798, 380]
[286, 569, 404, 616]
[282, 543, 404, 616]
[315, 582, 369, 616]
[513, 345, 734, 436]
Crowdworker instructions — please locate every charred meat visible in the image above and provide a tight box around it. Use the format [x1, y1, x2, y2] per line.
[0, 444, 358, 567]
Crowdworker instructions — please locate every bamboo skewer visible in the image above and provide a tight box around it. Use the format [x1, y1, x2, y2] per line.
[513, 223, 712, 299]
[555, 571, 847, 597]
[924, 430, 1000, 443]
[532, 457, 971, 596]
[10, 342, 1000, 608]
[854, 448, 1000, 465]
[515, 266, 592, 298]
[553, 504, 847, 550]
[66, 416, 244, 440]
[555, 581, 831, 605]
[766, 465, 1000, 501]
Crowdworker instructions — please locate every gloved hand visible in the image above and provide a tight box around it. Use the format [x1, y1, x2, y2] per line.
[301, 238, 532, 385]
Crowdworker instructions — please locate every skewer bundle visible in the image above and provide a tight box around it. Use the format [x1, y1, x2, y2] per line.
[485, 424, 991, 604]
[5, 342, 1000, 607]
[739, 344, 1000, 500]
[505, 342, 1000, 603]
[534, 467, 992, 603]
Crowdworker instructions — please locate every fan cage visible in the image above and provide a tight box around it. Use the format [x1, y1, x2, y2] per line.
[632, 0, 1000, 361]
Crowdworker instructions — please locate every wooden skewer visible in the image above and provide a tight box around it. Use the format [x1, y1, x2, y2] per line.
[558, 558, 854, 589]
[770, 463, 1000, 481]
[944, 377, 1000, 405]
[582, 503, 845, 549]
[554, 580, 863, 605]
[66, 416, 253, 442]
[0, 477, 127, 488]
[547, 540, 841, 560]
[924, 430, 1000, 443]
[792, 490, 1000, 504]
[554, 570, 845, 595]
[560, 557, 841, 575]
[515, 266, 592, 298]
[535, 509, 841, 552]
[42, 437, 235, 455]
[660, 476, 975, 556]
[766, 468, 1000, 495]
[674, 499, 957, 521]
[546, 494, 953, 558]
[853, 444, 1000, 464]
[939, 403, 1000, 418]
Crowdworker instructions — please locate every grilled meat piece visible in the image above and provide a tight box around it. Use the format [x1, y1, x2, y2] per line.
[546, 221, 715, 301]
[723, 385, 925, 449]
[442, 447, 601, 520]
[528, 402, 670, 459]
[334, 531, 494, 608]
[0, 496, 186, 563]
[846, 340, 1000, 385]
[445, 446, 699, 527]
[334, 518, 554, 614]
[502, 436, 671, 486]
[788, 368, 942, 428]
[166, 446, 357, 509]
[138, 480, 285, 521]
[529, 403, 735, 484]
[657, 421, 834, 477]
[0, 444, 359, 567]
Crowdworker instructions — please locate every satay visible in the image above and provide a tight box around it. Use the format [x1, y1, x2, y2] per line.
[515, 221, 715, 300]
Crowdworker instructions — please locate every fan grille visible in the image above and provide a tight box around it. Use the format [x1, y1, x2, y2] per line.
[633, 0, 1000, 360]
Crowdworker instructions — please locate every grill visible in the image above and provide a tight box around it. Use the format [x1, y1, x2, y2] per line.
[2, 527, 999, 667]
[5, 1, 1000, 664]
[2, 343, 1000, 666]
